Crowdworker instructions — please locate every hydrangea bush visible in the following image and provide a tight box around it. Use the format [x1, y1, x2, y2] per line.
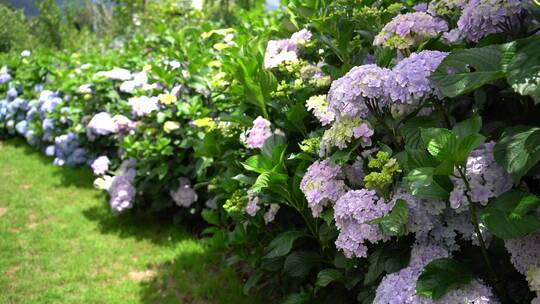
[1, 0, 540, 302]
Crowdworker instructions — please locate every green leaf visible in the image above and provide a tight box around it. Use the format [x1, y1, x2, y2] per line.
[261, 134, 287, 161]
[480, 190, 540, 239]
[452, 115, 482, 139]
[494, 125, 540, 182]
[364, 245, 410, 285]
[454, 133, 486, 165]
[416, 258, 474, 300]
[506, 36, 540, 103]
[431, 45, 505, 97]
[242, 155, 273, 173]
[258, 69, 277, 103]
[368, 199, 409, 237]
[283, 251, 322, 277]
[421, 128, 458, 162]
[264, 230, 305, 259]
[406, 167, 451, 200]
[201, 209, 219, 226]
[316, 269, 343, 287]
[243, 271, 262, 295]
[281, 292, 311, 304]
[401, 116, 441, 149]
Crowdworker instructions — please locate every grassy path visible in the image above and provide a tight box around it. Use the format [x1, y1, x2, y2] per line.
[0, 140, 257, 304]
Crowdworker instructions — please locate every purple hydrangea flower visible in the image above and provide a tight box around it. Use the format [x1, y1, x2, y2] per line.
[386, 50, 448, 111]
[289, 29, 312, 46]
[306, 94, 335, 126]
[53, 132, 87, 166]
[45, 145, 56, 156]
[375, 243, 498, 303]
[264, 39, 299, 69]
[449, 141, 512, 211]
[108, 167, 136, 213]
[170, 177, 198, 208]
[334, 189, 391, 258]
[300, 159, 348, 217]
[457, 0, 524, 42]
[128, 96, 159, 117]
[374, 12, 448, 50]
[245, 116, 272, 149]
[7, 88, 17, 100]
[505, 231, 540, 274]
[86, 112, 117, 141]
[264, 204, 280, 224]
[245, 191, 261, 216]
[328, 64, 390, 119]
[91, 156, 110, 176]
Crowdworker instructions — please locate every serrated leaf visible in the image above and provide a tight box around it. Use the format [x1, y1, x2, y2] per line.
[283, 251, 322, 277]
[261, 133, 287, 161]
[506, 36, 540, 103]
[421, 128, 459, 161]
[201, 209, 219, 226]
[406, 167, 451, 200]
[431, 45, 505, 97]
[416, 258, 474, 300]
[401, 116, 441, 149]
[364, 245, 410, 285]
[452, 115, 482, 139]
[316, 269, 343, 287]
[368, 199, 409, 236]
[494, 125, 540, 182]
[480, 190, 540, 239]
[242, 155, 273, 173]
[264, 230, 305, 259]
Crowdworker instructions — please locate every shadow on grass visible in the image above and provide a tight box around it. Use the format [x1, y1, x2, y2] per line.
[5, 138, 95, 189]
[138, 247, 259, 304]
[82, 205, 188, 247]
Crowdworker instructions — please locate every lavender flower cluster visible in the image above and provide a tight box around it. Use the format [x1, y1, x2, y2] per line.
[105, 159, 137, 213]
[373, 12, 448, 50]
[449, 141, 512, 211]
[170, 177, 198, 208]
[334, 189, 391, 258]
[457, 0, 525, 42]
[327, 64, 389, 120]
[244, 116, 272, 149]
[326, 50, 446, 125]
[375, 243, 498, 303]
[49, 132, 88, 166]
[264, 29, 312, 69]
[300, 159, 348, 217]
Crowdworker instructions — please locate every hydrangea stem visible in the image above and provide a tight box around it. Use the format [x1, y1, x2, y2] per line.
[457, 167, 500, 284]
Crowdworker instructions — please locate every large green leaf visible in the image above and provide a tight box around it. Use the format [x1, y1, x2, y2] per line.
[283, 251, 322, 277]
[494, 125, 540, 182]
[406, 167, 451, 200]
[316, 269, 343, 287]
[421, 128, 459, 162]
[368, 199, 409, 237]
[241, 155, 273, 174]
[431, 45, 505, 97]
[480, 190, 540, 240]
[505, 36, 540, 103]
[364, 244, 410, 285]
[264, 230, 305, 259]
[452, 115, 482, 139]
[401, 116, 442, 149]
[416, 258, 474, 300]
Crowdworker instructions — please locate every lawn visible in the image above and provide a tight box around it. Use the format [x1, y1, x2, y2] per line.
[0, 139, 258, 304]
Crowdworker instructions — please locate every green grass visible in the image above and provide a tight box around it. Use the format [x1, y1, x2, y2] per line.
[0, 139, 258, 304]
